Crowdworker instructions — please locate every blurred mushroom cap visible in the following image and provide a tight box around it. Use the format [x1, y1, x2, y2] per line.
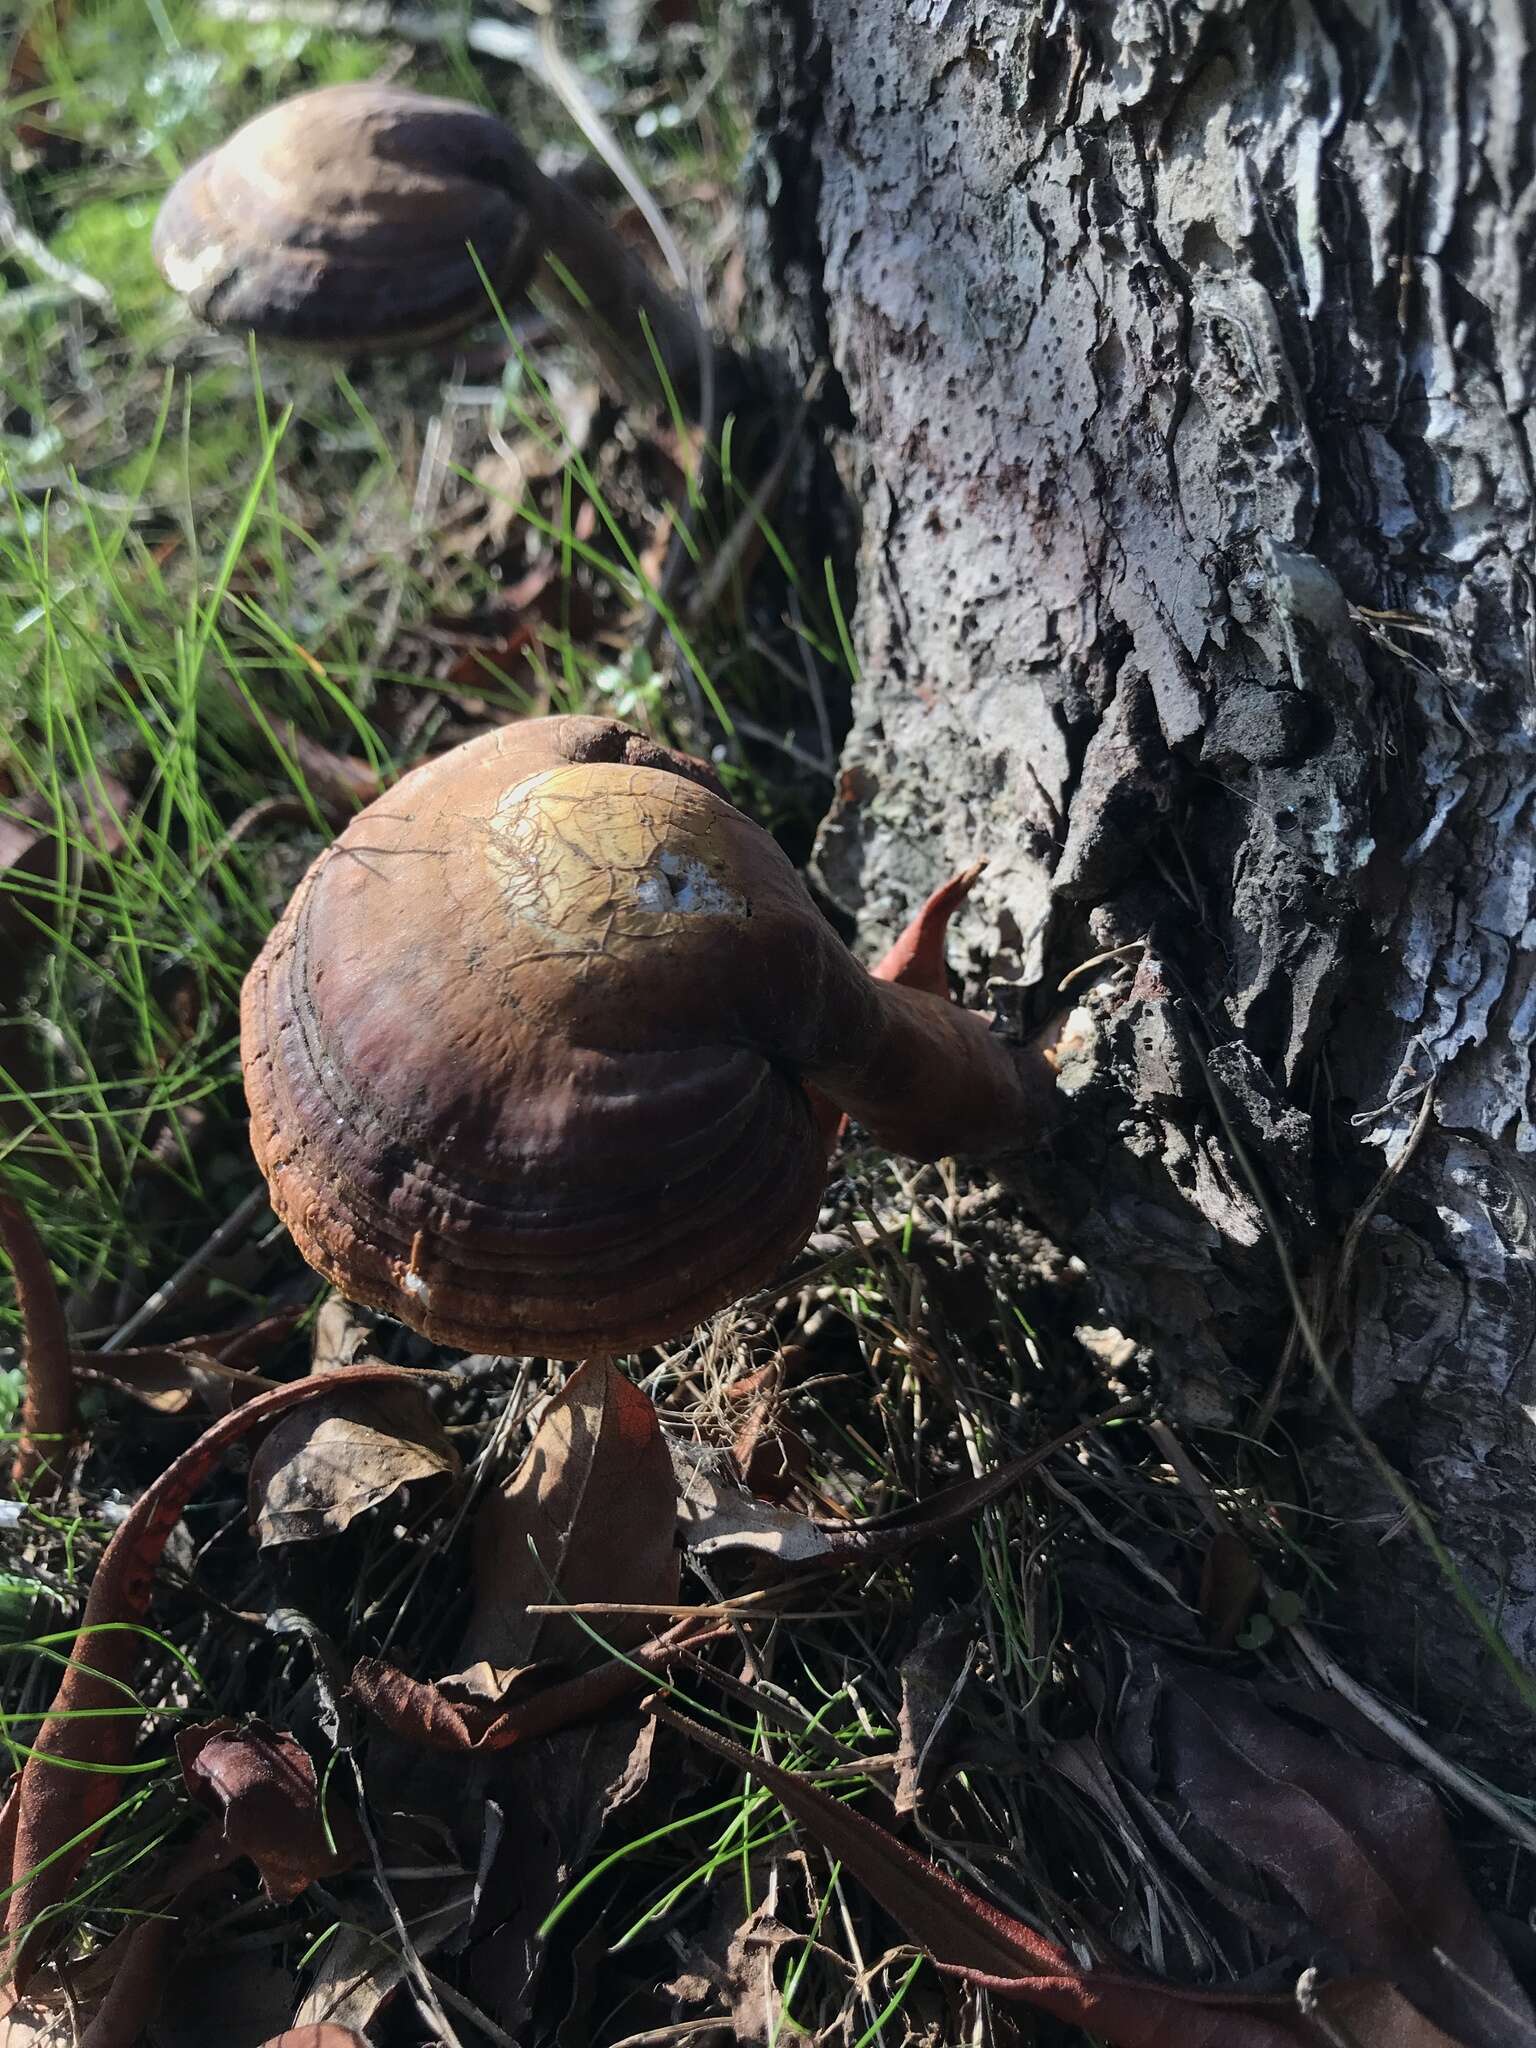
[153, 82, 542, 351]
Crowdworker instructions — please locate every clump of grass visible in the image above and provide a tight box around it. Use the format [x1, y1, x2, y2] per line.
[2, 389, 372, 1318]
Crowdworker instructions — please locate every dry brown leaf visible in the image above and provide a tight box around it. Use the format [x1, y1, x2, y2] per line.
[683, 1492, 833, 1562]
[292, 1880, 473, 2036]
[309, 1293, 374, 1371]
[178, 1719, 365, 1902]
[69, 1310, 302, 1416]
[1162, 1671, 1536, 2048]
[724, 1891, 805, 2047]
[5, 1, 75, 154]
[442, 376, 598, 555]
[894, 1618, 973, 1815]
[69, 1311, 299, 1417]
[249, 1380, 459, 1546]
[673, 1440, 832, 1563]
[259, 2030, 372, 2048]
[732, 1412, 811, 1504]
[459, 1357, 679, 1674]
[464, 1715, 657, 2034]
[289, 731, 380, 813]
[73, 1345, 275, 1415]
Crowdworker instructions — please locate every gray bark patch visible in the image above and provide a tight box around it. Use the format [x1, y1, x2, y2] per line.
[759, 0, 1536, 1742]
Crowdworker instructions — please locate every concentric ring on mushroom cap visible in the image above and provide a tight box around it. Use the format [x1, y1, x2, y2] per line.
[152, 83, 541, 350]
[241, 717, 859, 1356]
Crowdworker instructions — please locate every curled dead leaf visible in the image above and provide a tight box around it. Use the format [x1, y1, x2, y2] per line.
[683, 1492, 833, 1562]
[70, 1309, 301, 1418]
[178, 1719, 365, 1902]
[309, 1294, 372, 1372]
[249, 1380, 459, 1546]
[894, 1618, 973, 1816]
[725, 1892, 805, 2048]
[673, 1438, 832, 1563]
[73, 1346, 275, 1415]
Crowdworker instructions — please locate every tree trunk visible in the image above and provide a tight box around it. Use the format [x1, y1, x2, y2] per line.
[750, 0, 1536, 1748]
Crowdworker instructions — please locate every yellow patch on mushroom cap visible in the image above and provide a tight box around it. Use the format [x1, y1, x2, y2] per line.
[487, 763, 750, 954]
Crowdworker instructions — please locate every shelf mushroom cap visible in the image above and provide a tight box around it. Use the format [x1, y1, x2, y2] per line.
[242, 718, 826, 1355]
[152, 82, 542, 351]
[242, 716, 1054, 1357]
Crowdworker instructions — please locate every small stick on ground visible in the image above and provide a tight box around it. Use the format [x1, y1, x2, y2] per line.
[0, 1194, 75, 1497]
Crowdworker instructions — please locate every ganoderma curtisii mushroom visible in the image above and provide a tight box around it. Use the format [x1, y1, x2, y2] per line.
[241, 716, 1062, 1356]
[152, 82, 726, 412]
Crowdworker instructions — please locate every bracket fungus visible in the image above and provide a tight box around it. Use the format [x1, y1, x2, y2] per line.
[153, 82, 716, 407]
[242, 716, 1061, 1357]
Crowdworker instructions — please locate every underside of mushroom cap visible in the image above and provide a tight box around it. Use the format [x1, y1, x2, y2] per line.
[153, 83, 540, 350]
[241, 716, 848, 1355]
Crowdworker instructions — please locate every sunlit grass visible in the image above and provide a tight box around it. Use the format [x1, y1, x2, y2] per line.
[1, 396, 368, 1306]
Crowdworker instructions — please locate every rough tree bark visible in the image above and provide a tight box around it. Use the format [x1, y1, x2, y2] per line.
[749, 0, 1536, 1747]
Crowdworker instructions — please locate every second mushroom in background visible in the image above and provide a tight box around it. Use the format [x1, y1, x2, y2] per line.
[152, 81, 727, 413]
[241, 715, 1063, 1357]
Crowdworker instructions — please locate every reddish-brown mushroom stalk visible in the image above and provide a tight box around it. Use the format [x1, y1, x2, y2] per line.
[805, 859, 990, 1148]
[240, 716, 1059, 1359]
[152, 82, 723, 414]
